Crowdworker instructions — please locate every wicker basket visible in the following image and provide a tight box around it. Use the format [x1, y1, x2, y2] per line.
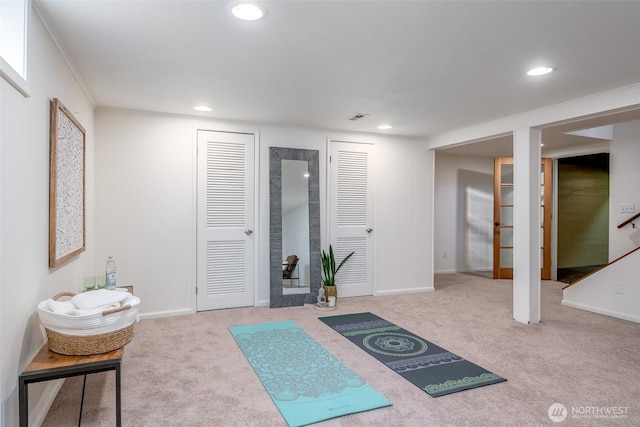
[45, 323, 134, 355]
[38, 291, 139, 355]
[323, 285, 337, 301]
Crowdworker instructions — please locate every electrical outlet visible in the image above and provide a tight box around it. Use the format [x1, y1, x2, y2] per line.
[615, 282, 624, 295]
[442, 251, 448, 259]
[620, 203, 635, 214]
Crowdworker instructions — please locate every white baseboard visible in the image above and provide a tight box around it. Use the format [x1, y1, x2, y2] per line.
[434, 268, 458, 274]
[434, 268, 492, 274]
[139, 307, 194, 320]
[32, 379, 64, 427]
[374, 286, 434, 296]
[561, 300, 640, 324]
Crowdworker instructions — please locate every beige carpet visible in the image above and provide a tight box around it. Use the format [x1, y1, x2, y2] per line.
[42, 273, 640, 426]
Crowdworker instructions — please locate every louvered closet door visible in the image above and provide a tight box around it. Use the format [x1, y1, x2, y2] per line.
[197, 130, 255, 311]
[329, 141, 375, 297]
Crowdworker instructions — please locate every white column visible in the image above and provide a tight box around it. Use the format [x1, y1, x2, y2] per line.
[513, 128, 541, 324]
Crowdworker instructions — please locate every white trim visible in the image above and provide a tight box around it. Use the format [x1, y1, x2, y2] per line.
[426, 83, 640, 149]
[252, 131, 261, 307]
[434, 269, 459, 274]
[0, 0, 31, 96]
[190, 124, 198, 312]
[327, 138, 375, 146]
[0, 56, 30, 97]
[434, 268, 492, 274]
[428, 148, 436, 290]
[139, 308, 195, 320]
[30, 380, 64, 427]
[32, 1, 95, 106]
[561, 300, 640, 324]
[551, 159, 558, 281]
[374, 287, 434, 296]
[19, 342, 63, 427]
[545, 143, 610, 160]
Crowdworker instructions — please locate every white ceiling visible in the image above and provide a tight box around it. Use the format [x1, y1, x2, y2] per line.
[36, 0, 640, 141]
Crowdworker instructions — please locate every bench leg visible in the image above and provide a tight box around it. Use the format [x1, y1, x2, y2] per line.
[19, 378, 28, 427]
[115, 361, 121, 427]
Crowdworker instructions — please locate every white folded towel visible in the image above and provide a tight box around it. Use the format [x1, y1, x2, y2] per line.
[73, 303, 121, 316]
[71, 289, 129, 310]
[46, 299, 77, 315]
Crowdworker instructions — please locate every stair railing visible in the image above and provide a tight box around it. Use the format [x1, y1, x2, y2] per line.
[617, 212, 640, 229]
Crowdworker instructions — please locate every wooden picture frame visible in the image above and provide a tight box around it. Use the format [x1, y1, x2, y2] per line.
[49, 98, 86, 267]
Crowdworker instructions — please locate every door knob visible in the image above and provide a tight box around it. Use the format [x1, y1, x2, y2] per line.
[366, 228, 373, 234]
[244, 230, 254, 236]
[494, 222, 500, 227]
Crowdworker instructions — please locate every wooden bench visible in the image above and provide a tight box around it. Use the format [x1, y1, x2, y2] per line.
[19, 346, 123, 426]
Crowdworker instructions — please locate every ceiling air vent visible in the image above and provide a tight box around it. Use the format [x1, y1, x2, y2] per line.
[347, 113, 369, 121]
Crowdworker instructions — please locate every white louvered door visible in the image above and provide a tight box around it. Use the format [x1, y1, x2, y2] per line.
[328, 141, 375, 297]
[197, 130, 255, 311]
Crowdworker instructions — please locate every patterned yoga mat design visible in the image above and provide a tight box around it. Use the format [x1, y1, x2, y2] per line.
[319, 312, 506, 397]
[229, 320, 391, 427]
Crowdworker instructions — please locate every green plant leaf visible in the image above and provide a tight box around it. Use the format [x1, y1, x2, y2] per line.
[320, 244, 354, 286]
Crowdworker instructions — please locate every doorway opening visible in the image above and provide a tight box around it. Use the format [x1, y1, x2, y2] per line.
[556, 153, 610, 283]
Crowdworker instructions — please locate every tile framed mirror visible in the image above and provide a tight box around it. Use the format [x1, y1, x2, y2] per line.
[269, 147, 320, 307]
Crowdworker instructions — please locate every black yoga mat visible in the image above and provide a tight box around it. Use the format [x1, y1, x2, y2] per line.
[319, 312, 506, 397]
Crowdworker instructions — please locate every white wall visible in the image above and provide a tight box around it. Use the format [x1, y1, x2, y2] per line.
[609, 120, 640, 258]
[1, 7, 95, 427]
[95, 110, 196, 317]
[558, 121, 640, 323]
[563, 248, 640, 323]
[432, 121, 640, 276]
[425, 85, 640, 322]
[434, 152, 494, 273]
[94, 109, 432, 314]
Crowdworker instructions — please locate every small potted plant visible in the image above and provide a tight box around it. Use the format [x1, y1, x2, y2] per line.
[321, 245, 354, 303]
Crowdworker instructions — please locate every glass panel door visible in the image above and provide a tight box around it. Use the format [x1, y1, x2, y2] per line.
[494, 158, 514, 278]
[493, 157, 552, 279]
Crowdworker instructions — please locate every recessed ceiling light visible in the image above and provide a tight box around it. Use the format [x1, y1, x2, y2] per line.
[228, 1, 266, 21]
[193, 105, 212, 112]
[377, 125, 392, 130]
[526, 66, 554, 76]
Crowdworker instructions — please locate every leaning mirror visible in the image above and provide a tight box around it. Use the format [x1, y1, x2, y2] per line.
[269, 147, 320, 307]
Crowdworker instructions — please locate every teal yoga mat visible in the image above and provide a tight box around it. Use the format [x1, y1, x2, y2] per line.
[229, 320, 391, 427]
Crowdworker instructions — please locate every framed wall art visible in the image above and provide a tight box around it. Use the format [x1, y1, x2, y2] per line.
[49, 98, 86, 267]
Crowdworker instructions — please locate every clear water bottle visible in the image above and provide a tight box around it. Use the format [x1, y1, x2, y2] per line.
[105, 256, 117, 290]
